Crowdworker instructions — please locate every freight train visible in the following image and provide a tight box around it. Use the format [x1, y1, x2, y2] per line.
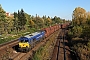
[18, 23, 69, 52]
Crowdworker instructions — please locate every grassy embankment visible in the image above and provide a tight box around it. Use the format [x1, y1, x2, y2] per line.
[68, 31, 90, 60]
[0, 28, 36, 44]
[32, 30, 59, 60]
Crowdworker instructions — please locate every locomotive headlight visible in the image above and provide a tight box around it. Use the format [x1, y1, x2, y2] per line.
[19, 43, 21, 47]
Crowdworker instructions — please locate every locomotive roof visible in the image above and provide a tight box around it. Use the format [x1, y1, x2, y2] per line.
[24, 32, 41, 38]
[19, 31, 45, 41]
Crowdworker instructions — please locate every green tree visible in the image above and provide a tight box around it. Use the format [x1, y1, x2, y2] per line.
[18, 9, 27, 30]
[52, 16, 62, 24]
[87, 12, 90, 18]
[13, 12, 19, 33]
[72, 26, 82, 37]
[87, 12, 90, 24]
[0, 4, 6, 34]
[25, 13, 31, 25]
[82, 26, 90, 40]
[81, 12, 90, 40]
[44, 16, 52, 26]
[34, 15, 44, 29]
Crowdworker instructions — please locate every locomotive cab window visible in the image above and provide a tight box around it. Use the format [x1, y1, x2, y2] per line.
[25, 40, 28, 42]
[20, 40, 28, 42]
[20, 40, 23, 42]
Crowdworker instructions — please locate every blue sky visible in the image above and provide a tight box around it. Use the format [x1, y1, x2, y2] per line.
[0, 0, 90, 20]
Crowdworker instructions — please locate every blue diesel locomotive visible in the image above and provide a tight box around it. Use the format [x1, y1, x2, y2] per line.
[18, 23, 69, 52]
[18, 31, 45, 52]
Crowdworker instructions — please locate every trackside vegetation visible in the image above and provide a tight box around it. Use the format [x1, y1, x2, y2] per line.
[68, 7, 90, 60]
[32, 30, 58, 60]
[0, 4, 70, 44]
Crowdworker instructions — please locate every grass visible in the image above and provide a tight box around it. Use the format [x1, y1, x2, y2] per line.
[0, 34, 19, 44]
[32, 47, 44, 60]
[32, 31, 59, 60]
[0, 28, 37, 44]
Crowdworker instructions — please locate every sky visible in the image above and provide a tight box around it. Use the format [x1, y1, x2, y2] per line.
[0, 0, 90, 20]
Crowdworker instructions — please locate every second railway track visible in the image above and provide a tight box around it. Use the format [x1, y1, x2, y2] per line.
[51, 29, 72, 60]
[0, 39, 19, 60]
[0, 39, 18, 50]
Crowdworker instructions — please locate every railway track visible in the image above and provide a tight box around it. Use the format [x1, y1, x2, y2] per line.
[51, 29, 72, 60]
[0, 39, 18, 50]
[51, 30, 62, 60]
[0, 39, 19, 60]
[7, 31, 58, 60]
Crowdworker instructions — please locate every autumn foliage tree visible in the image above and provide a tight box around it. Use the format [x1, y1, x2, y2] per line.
[71, 7, 90, 40]
[82, 12, 90, 40]
[72, 7, 87, 26]
[70, 7, 90, 60]
[29, 20, 35, 28]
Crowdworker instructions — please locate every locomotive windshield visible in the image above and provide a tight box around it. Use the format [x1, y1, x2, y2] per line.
[20, 40, 28, 42]
[19, 37, 29, 43]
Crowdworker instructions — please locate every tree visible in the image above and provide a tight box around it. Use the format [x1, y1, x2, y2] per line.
[81, 12, 90, 40]
[25, 13, 31, 25]
[42, 15, 47, 26]
[13, 12, 19, 33]
[0, 4, 6, 34]
[42, 15, 46, 20]
[29, 20, 35, 28]
[87, 12, 90, 19]
[86, 12, 90, 24]
[71, 26, 82, 37]
[82, 26, 90, 40]
[72, 7, 87, 26]
[0, 4, 6, 21]
[18, 9, 27, 30]
[34, 15, 44, 29]
[44, 16, 52, 26]
[47, 16, 52, 25]
[52, 16, 62, 24]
